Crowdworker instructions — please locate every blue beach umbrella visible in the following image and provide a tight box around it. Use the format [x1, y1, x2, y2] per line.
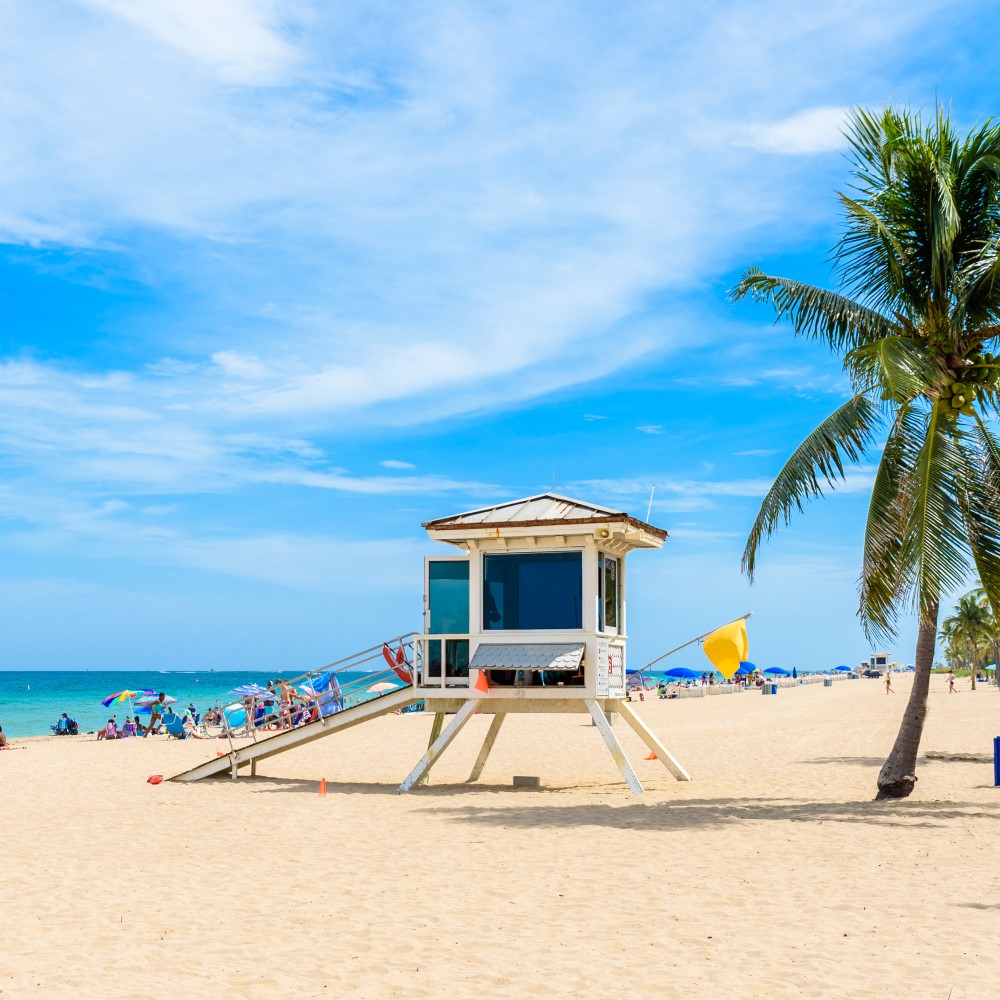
[735, 661, 756, 676]
[664, 667, 702, 679]
[791, 667, 798, 679]
[834, 665, 852, 672]
[764, 667, 790, 676]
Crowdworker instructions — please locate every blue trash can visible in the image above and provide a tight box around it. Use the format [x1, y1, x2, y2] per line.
[994, 736, 1000, 787]
[770, 683, 778, 695]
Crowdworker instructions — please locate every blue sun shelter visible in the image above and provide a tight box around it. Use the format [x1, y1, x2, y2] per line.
[404, 493, 692, 792]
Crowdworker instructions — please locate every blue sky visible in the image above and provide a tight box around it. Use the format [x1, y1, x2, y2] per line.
[1, 1, 997, 671]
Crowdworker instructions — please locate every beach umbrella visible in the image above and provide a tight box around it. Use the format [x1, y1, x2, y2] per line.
[664, 667, 702, 679]
[791, 667, 798, 679]
[228, 683, 270, 698]
[102, 689, 143, 717]
[834, 665, 852, 673]
[735, 661, 756, 676]
[764, 667, 790, 676]
[367, 681, 397, 694]
[136, 694, 176, 707]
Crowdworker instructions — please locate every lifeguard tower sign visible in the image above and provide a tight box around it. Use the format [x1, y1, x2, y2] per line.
[403, 493, 692, 793]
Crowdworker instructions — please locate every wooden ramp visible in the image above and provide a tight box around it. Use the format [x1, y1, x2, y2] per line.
[170, 686, 419, 782]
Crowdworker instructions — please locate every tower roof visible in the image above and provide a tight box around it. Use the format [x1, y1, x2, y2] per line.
[422, 493, 667, 541]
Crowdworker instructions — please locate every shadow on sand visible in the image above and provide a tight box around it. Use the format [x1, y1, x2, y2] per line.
[417, 796, 1000, 832]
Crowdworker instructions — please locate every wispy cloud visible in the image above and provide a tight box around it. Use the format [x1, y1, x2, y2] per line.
[380, 460, 417, 470]
[637, 424, 663, 435]
[733, 105, 850, 155]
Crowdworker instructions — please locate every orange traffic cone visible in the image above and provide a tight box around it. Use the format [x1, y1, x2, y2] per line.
[474, 670, 489, 693]
[318, 777, 327, 797]
[644, 752, 658, 761]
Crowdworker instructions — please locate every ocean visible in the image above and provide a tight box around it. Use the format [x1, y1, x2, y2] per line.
[0, 670, 302, 738]
[0, 667, 724, 737]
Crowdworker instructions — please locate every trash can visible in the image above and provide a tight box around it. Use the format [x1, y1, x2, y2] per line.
[770, 682, 778, 695]
[994, 736, 1000, 787]
[823, 678, 833, 688]
[761, 684, 771, 696]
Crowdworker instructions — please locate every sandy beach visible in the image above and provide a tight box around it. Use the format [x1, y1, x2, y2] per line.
[2, 673, 998, 1000]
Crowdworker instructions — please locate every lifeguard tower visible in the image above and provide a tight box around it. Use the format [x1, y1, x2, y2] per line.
[172, 493, 690, 793]
[401, 494, 691, 792]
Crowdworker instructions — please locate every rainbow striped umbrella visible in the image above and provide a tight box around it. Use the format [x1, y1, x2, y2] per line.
[102, 689, 145, 719]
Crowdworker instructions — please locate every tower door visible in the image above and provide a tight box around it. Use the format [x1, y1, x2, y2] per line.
[424, 557, 470, 686]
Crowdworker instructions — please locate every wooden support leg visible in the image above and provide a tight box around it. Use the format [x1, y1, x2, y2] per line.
[585, 700, 643, 794]
[418, 712, 445, 787]
[400, 701, 480, 792]
[250, 759, 257, 777]
[466, 714, 505, 783]
[616, 700, 692, 782]
[230, 755, 238, 781]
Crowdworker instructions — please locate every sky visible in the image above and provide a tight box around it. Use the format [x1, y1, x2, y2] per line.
[1, 0, 998, 672]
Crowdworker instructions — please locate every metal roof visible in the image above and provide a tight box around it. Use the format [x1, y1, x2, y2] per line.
[423, 493, 666, 539]
[470, 642, 586, 672]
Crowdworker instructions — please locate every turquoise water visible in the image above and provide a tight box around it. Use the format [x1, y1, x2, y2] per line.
[0, 670, 339, 737]
[0, 667, 754, 738]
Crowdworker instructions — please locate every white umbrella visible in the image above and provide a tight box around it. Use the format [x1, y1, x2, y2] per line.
[368, 681, 397, 694]
[136, 694, 176, 706]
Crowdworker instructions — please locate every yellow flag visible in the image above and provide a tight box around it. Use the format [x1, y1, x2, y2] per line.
[702, 620, 748, 679]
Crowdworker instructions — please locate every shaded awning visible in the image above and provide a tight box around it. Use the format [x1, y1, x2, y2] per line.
[470, 642, 585, 672]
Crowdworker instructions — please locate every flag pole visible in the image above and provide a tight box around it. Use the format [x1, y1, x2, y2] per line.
[637, 612, 753, 672]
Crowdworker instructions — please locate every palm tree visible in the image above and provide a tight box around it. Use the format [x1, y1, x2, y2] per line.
[940, 592, 991, 687]
[968, 585, 1000, 685]
[732, 106, 1000, 799]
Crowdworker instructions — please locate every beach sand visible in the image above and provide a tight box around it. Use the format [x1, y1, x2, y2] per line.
[2, 673, 998, 999]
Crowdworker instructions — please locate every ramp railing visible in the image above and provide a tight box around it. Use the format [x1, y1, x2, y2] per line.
[217, 632, 421, 753]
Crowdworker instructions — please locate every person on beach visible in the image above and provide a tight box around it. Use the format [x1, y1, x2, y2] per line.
[144, 693, 168, 736]
[97, 719, 117, 740]
[885, 671, 894, 694]
[947, 672, 958, 693]
[0, 723, 7, 749]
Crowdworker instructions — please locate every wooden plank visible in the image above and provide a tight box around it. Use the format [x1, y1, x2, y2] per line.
[466, 713, 505, 782]
[399, 700, 480, 792]
[616, 700, 692, 782]
[585, 699, 643, 794]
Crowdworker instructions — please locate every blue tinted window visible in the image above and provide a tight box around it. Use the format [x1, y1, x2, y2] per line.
[483, 552, 582, 630]
[428, 560, 469, 634]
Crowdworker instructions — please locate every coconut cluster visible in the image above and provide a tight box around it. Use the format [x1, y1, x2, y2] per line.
[939, 351, 999, 421]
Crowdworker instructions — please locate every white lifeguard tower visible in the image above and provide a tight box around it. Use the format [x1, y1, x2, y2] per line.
[400, 493, 691, 792]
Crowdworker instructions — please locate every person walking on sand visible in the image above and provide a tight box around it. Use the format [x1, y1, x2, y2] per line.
[885, 671, 894, 694]
[144, 692, 168, 736]
[947, 672, 958, 694]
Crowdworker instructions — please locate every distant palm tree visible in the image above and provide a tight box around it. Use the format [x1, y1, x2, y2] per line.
[732, 106, 1000, 799]
[941, 592, 991, 688]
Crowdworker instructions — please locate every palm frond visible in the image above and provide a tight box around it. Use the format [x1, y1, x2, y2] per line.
[730, 269, 898, 352]
[859, 404, 921, 641]
[844, 336, 943, 400]
[900, 403, 974, 622]
[965, 415, 1000, 615]
[743, 394, 882, 581]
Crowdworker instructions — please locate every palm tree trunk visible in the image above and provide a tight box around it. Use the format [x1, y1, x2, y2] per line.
[967, 632, 977, 691]
[876, 601, 939, 800]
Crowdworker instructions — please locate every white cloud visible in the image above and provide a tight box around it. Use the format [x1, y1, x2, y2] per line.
[0, 1, 952, 511]
[735, 448, 778, 457]
[637, 424, 663, 435]
[78, 0, 300, 85]
[735, 105, 850, 155]
[380, 460, 417, 470]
